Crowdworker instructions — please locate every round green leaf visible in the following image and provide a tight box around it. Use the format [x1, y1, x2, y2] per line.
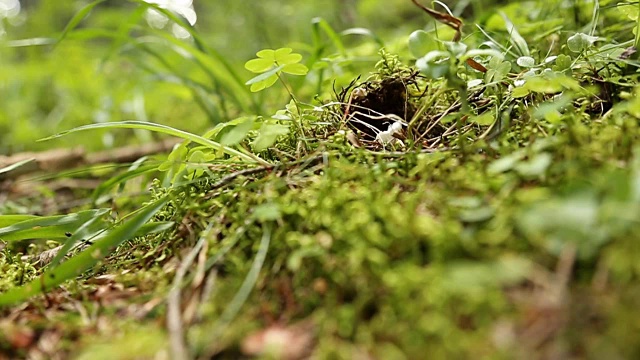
[282, 63, 309, 75]
[245, 58, 274, 73]
[277, 53, 302, 65]
[256, 49, 276, 60]
[516, 56, 536, 68]
[408, 30, 438, 58]
[567, 33, 599, 53]
[250, 74, 278, 92]
[511, 86, 530, 98]
[274, 47, 293, 59]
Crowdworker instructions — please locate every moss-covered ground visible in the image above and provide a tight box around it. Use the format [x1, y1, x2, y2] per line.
[3, 1, 640, 359]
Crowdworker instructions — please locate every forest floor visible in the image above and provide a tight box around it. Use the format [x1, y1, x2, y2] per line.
[2, 1, 640, 359]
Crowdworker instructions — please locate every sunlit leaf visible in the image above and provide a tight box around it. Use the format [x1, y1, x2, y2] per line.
[245, 58, 275, 73]
[256, 49, 276, 60]
[250, 74, 279, 92]
[282, 63, 309, 75]
[277, 53, 302, 65]
[408, 30, 438, 58]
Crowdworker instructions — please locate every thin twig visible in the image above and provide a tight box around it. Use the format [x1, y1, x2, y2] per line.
[167, 226, 210, 360]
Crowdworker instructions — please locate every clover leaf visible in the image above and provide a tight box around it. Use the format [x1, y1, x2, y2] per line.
[244, 47, 309, 92]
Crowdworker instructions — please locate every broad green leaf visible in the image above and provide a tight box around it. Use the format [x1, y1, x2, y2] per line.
[487, 151, 526, 175]
[525, 76, 565, 94]
[416, 50, 451, 79]
[187, 150, 207, 177]
[408, 30, 438, 59]
[444, 41, 468, 57]
[220, 117, 256, 146]
[517, 195, 607, 259]
[282, 63, 309, 75]
[0, 209, 110, 242]
[511, 86, 530, 98]
[276, 53, 302, 65]
[274, 48, 293, 60]
[245, 58, 275, 73]
[0, 215, 38, 228]
[552, 54, 572, 72]
[0, 197, 169, 307]
[619, 2, 639, 20]
[470, 112, 495, 126]
[159, 142, 188, 172]
[515, 153, 552, 178]
[256, 49, 276, 60]
[567, 33, 600, 53]
[250, 74, 279, 92]
[252, 123, 290, 151]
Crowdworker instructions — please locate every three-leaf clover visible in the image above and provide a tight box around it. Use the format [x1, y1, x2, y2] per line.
[244, 48, 309, 92]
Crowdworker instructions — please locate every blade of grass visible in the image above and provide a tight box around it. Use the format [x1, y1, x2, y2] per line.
[0, 197, 168, 307]
[144, 29, 253, 114]
[92, 163, 159, 204]
[500, 12, 530, 57]
[0, 209, 110, 242]
[130, 0, 248, 91]
[39, 121, 268, 165]
[311, 17, 347, 57]
[0, 158, 34, 178]
[0, 215, 38, 228]
[56, 0, 106, 46]
[47, 215, 108, 269]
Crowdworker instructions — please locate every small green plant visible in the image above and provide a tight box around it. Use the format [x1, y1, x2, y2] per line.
[244, 48, 309, 92]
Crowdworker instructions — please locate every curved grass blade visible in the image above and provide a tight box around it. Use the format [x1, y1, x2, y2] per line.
[0, 197, 168, 307]
[144, 29, 253, 113]
[57, 0, 106, 45]
[0, 158, 34, 179]
[92, 163, 159, 204]
[0, 215, 38, 228]
[129, 0, 248, 92]
[7, 38, 56, 47]
[341, 27, 385, 48]
[39, 121, 268, 165]
[311, 17, 346, 56]
[47, 215, 108, 269]
[0, 209, 110, 242]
